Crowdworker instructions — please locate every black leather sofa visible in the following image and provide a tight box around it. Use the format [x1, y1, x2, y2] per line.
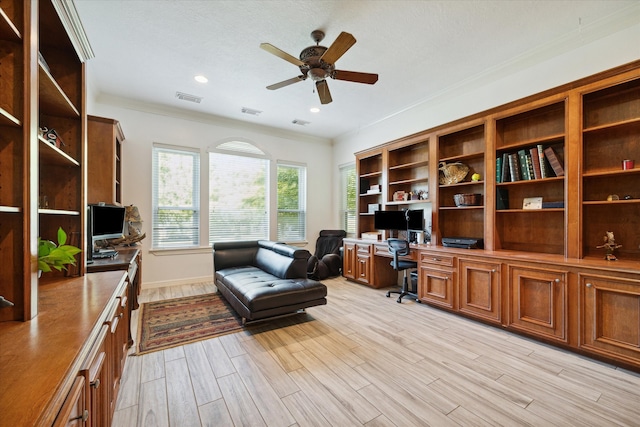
[212, 240, 327, 323]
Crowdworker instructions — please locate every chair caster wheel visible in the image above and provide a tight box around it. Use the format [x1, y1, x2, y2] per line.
[397, 298, 402, 303]
[386, 292, 391, 298]
[416, 299, 421, 303]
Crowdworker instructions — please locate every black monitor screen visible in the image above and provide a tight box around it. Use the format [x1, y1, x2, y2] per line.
[374, 210, 406, 230]
[407, 209, 424, 230]
[90, 204, 126, 241]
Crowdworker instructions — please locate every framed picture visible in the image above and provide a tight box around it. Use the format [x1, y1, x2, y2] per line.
[523, 196, 543, 210]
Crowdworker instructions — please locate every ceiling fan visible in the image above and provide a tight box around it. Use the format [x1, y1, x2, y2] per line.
[260, 30, 378, 105]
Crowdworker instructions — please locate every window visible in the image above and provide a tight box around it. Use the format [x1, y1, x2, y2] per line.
[340, 163, 356, 236]
[277, 163, 306, 242]
[209, 142, 269, 243]
[152, 145, 200, 248]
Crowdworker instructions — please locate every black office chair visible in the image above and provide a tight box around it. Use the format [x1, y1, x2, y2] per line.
[386, 238, 419, 303]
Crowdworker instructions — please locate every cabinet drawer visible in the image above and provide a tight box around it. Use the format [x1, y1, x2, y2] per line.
[356, 243, 372, 254]
[420, 252, 454, 267]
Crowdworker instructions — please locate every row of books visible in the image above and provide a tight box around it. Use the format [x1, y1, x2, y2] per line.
[496, 144, 564, 183]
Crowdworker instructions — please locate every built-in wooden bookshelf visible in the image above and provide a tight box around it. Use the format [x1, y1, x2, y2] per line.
[0, 0, 90, 322]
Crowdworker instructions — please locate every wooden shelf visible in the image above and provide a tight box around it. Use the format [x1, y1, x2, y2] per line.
[39, 136, 80, 167]
[0, 7, 21, 41]
[496, 176, 564, 186]
[38, 208, 81, 216]
[38, 64, 80, 118]
[0, 107, 20, 127]
[0, 206, 21, 213]
[440, 151, 484, 163]
[498, 133, 565, 152]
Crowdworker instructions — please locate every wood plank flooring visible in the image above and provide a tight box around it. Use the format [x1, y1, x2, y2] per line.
[112, 277, 640, 427]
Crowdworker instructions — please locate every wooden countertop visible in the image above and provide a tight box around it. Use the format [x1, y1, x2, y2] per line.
[0, 270, 127, 426]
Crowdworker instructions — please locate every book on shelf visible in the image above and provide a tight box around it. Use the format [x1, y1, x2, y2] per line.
[525, 152, 535, 180]
[517, 149, 530, 180]
[508, 153, 521, 181]
[536, 144, 549, 178]
[501, 152, 511, 182]
[496, 187, 509, 210]
[496, 157, 502, 183]
[544, 146, 564, 177]
[529, 147, 542, 179]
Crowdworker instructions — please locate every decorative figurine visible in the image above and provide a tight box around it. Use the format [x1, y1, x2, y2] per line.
[597, 231, 622, 260]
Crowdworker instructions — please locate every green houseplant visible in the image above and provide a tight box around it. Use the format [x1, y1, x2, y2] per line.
[38, 227, 82, 273]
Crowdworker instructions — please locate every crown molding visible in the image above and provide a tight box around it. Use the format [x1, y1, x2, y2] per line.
[51, 0, 95, 62]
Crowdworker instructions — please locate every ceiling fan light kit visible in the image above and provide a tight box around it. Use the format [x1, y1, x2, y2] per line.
[261, 30, 378, 104]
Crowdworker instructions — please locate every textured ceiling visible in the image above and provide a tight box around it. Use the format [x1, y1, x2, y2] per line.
[75, 1, 639, 140]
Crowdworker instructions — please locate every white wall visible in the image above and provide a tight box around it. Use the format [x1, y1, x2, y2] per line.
[87, 99, 333, 287]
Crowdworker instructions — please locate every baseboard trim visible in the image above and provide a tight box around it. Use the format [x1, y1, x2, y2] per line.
[142, 276, 213, 290]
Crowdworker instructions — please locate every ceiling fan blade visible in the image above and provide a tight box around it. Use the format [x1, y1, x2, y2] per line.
[320, 31, 356, 64]
[333, 70, 379, 85]
[260, 43, 304, 67]
[266, 75, 306, 90]
[316, 80, 332, 104]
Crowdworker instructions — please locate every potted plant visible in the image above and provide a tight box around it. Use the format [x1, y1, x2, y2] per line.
[38, 227, 82, 274]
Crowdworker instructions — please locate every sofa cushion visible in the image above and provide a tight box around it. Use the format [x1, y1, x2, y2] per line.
[216, 266, 327, 312]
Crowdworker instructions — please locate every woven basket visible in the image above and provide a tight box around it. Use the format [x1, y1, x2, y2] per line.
[454, 193, 482, 207]
[439, 162, 469, 185]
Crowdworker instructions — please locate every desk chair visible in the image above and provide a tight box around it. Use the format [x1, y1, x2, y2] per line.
[386, 238, 419, 303]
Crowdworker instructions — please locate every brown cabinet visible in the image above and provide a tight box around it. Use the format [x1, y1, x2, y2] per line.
[82, 325, 110, 427]
[355, 242, 372, 285]
[507, 265, 568, 342]
[580, 273, 640, 367]
[53, 376, 87, 427]
[87, 116, 125, 205]
[458, 258, 502, 324]
[418, 251, 456, 309]
[343, 241, 356, 280]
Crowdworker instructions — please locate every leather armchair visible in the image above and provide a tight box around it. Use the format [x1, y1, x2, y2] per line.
[307, 230, 347, 280]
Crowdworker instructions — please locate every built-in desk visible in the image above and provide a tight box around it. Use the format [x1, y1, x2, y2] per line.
[343, 238, 419, 288]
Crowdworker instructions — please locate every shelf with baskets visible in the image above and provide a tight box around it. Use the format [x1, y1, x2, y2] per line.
[436, 123, 485, 244]
[581, 74, 640, 260]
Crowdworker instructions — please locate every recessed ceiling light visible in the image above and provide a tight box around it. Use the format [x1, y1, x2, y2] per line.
[310, 107, 320, 113]
[194, 75, 208, 83]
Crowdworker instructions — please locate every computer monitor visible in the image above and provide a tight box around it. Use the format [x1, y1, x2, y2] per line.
[87, 204, 125, 259]
[406, 209, 424, 231]
[374, 210, 406, 230]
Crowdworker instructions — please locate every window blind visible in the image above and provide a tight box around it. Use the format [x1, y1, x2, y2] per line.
[277, 163, 306, 242]
[209, 151, 269, 243]
[340, 163, 357, 236]
[152, 145, 200, 248]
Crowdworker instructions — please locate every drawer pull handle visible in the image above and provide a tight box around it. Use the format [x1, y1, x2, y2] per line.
[491, 269, 496, 273]
[586, 283, 593, 288]
[433, 257, 441, 261]
[91, 379, 100, 389]
[554, 278, 561, 283]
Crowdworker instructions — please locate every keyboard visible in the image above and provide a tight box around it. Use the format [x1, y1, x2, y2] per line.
[92, 250, 118, 259]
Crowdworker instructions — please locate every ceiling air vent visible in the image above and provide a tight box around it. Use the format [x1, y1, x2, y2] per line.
[292, 119, 310, 126]
[241, 107, 262, 116]
[175, 91, 203, 103]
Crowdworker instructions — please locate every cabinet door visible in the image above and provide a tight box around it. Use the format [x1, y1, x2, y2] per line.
[343, 242, 356, 279]
[356, 254, 371, 285]
[508, 265, 568, 342]
[419, 266, 455, 309]
[580, 273, 640, 366]
[459, 258, 501, 324]
[53, 376, 87, 427]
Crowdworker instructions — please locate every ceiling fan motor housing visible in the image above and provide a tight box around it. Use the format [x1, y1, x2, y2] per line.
[299, 45, 333, 81]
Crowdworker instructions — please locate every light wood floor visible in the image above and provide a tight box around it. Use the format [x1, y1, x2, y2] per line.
[112, 277, 640, 427]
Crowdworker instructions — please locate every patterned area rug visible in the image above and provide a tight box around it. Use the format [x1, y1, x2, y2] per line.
[135, 293, 243, 355]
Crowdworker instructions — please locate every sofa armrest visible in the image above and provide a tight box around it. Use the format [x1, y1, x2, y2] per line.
[212, 240, 258, 271]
